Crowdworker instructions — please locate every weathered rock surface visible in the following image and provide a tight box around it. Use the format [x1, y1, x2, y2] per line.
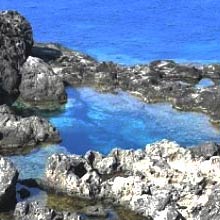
[149, 60, 202, 82]
[30, 42, 220, 122]
[190, 142, 220, 159]
[0, 10, 33, 98]
[0, 157, 18, 211]
[14, 201, 80, 220]
[19, 56, 67, 109]
[0, 104, 60, 154]
[45, 140, 220, 220]
[173, 85, 220, 123]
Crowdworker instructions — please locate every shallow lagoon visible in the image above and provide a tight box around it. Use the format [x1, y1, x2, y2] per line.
[11, 87, 220, 179]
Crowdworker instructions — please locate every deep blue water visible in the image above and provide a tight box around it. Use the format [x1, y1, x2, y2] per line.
[11, 87, 220, 179]
[1, 0, 220, 64]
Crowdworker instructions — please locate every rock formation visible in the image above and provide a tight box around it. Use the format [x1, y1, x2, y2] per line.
[45, 140, 220, 220]
[19, 56, 67, 109]
[0, 10, 33, 102]
[14, 201, 80, 220]
[0, 157, 18, 211]
[0, 105, 60, 154]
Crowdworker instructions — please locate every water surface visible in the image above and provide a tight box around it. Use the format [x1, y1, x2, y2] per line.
[1, 0, 220, 64]
[11, 87, 220, 179]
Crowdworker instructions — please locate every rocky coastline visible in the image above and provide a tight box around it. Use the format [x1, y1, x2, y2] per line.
[1, 10, 220, 220]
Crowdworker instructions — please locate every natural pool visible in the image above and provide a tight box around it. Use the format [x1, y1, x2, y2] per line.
[11, 87, 220, 179]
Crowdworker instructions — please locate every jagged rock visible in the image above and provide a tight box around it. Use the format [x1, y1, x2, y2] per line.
[202, 64, 220, 79]
[19, 56, 67, 108]
[173, 85, 220, 123]
[84, 150, 117, 174]
[0, 157, 18, 211]
[44, 140, 220, 219]
[46, 154, 101, 198]
[197, 187, 220, 220]
[81, 205, 108, 218]
[14, 201, 80, 220]
[190, 142, 220, 159]
[0, 104, 60, 155]
[149, 60, 202, 83]
[0, 10, 33, 97]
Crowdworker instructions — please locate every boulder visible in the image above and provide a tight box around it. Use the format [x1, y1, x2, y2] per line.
[190, 142, 220, 159]
[45, 154, 101, 198]
[0, 105, 60, 155]
[44, 140, 220, 219]
[19, 56, 67, 109]
[197, 187, 220, 220]
[149, 60, 202, 83]
[14, 201, 80, 220]
[0, 157, 18, 211]
[0, 10, 33, 96]
[173, 85, 220, 123]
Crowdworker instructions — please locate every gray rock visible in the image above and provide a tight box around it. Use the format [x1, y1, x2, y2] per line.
[0, 157, 18, 211]
[84, 151, 117, 175]
[149, 60, 202, 83]
[14, 201, 81, 220]
[173, 85, 220, 123]
[0, 10, 33, 96]
[81, 205, 108, 218]
[45, 154, 101, 198]
[0, 105, 60, 155]
[190, 142, 220, 159]
[19, 56, 67, 109]
[197, 187, 220, 220]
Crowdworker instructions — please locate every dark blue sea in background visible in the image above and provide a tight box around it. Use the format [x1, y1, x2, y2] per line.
[1, 0, 220, 64]
[2, 0, 220, 178]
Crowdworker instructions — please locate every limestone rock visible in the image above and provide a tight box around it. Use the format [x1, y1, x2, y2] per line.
[19, 56, 67, 109]
[0, 157, 18, 211]
[0, 105, 60, 154]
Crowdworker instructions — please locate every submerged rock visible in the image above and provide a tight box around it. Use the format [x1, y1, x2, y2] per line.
[0, 157, 18, 211]
[19, 56, 67, 109]
[14, 201, 80, 220]
[0, 105, 60, 155]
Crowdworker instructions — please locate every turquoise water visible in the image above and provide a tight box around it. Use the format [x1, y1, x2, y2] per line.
[11, 87, 220, 179]
[1, 0, 220, 64]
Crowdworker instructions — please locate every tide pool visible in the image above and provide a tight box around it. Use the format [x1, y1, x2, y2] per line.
[11, 87, 220, 179]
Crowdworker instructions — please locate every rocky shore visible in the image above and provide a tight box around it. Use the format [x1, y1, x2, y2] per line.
[43, 140, 220, 220]
[1, 9, 220, 220]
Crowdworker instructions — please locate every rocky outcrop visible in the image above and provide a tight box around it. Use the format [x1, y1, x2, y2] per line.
[190, 142, 220, 159]
[30, 42, 220, 122]
[149, 60, 202, 83]
[0, 10, 33, 100]
[0, 157, 18, 211]
[173, 85, 220, 123]
[0, 105, 60, 155]
[14, 201, 80, 220]
[19, 56, 67, 109]
[44, 140, 220, 220]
